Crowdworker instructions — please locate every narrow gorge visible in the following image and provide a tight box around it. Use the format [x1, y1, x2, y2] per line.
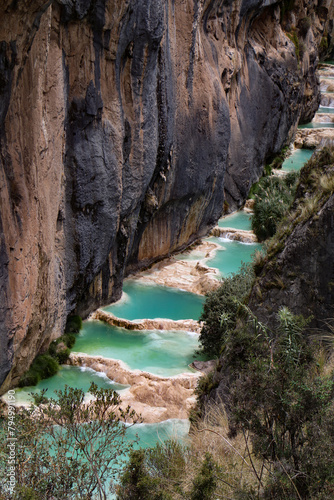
[1, 1, 334, 498]
[1, 0, 333, 394]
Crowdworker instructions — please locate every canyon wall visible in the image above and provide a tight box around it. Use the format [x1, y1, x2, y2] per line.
[0, 0, 332, 392]
[248, 148, 334, 330]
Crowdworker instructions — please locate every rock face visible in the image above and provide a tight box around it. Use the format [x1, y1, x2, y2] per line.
[0, 0, 333, 392]
[248, 149, 334, 330]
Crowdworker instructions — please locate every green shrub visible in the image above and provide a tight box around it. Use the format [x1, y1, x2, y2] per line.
[251, 172, 299, 241]
[199, 264, 255, 357]
[31, 355, 59, 380]
[18, 355, 59, 388]
[287, 29, 300, 60]
[117, 441, 187, 500]
[224, 308, 334, 499]
[55, 347, 71, 364]
[18, 372, 40, 388]
[320, 33, 328, 52]
[190, 453, 218, 500]
[18, 320, 80, 388]
[62, 333, 76, 349]
[298, 16, 311, 37]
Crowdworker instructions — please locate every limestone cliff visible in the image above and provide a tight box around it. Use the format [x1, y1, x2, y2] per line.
[0, 0, 332, 392]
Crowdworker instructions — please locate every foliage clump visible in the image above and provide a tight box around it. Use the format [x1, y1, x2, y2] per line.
[131, 305, 334, 500]
[225, 308, 334, 499]
[18, 354, 59, 388]
[199, 263, 255, 357]
[18, 315, 83, 388]
[251, 172, 299, 241]
[116, 441, 219, 500]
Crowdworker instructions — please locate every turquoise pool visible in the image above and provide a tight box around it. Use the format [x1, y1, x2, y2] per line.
[205, 237, 262, 277]
[74, 321, 202, 376]
[103, 280, 204, 321]
[281, 148, 314, 172]
[3, 365, 128, 406]
[298, 122, 334, 129]
[218, 211, 252, 231]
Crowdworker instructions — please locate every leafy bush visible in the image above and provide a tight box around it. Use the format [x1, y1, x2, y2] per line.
[19, 355, 59, 388]
[18, 372, 40, 388]
[199, 264, 255, 357]
[54, 347, 71, 365]
[251, 172, 299, 241]
[287, 29, 300, 60]
[61, 333, 76, 349]
[225, 308, 334, 499]
[116, 307, 334, 500]
[190, 453, 218, 500]
[18, 317, 82, 388]
[298, 16, 311, 37]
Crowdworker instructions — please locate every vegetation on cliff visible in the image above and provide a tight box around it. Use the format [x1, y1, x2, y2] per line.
[250, 172, 299, 242]
[18, 315, 82, 388]
[198, 264, 255, 358]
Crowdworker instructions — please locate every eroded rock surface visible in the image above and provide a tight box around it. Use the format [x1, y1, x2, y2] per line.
[249, 156, 334, 329]
[0, 0, 333, 391]
[209, 227, 258, 243]
[92, 309, 202, 334]
[295, 128, 334, 148]
[69, 353, 201, 423]
[130, 240, 221, 295]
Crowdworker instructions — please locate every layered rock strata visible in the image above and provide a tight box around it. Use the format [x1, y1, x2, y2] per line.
[209, 226, 257, 243]
[69, 353, 200, 423]
[0, 0, 333, 391]
[295, 127, 334, 148]
[128, 240, 221, 295]
[92, 309, 202, 334]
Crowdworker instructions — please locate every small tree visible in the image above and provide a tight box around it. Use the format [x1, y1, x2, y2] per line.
[0, 383, 140, 499]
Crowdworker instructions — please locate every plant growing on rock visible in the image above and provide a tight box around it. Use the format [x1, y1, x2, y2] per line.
[251, 172, 299, 241]
[199, 263, 255, 357]
[18, 315, 83, 388]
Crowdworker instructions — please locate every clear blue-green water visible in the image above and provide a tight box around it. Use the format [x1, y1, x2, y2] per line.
[281, 148, 314, 172]
[218, 211, 252, 231]
[298, 122, 334, 129]
[126, 418, 190, 449]
[2, 365, 128, 406]
[103, 280, 204, 321]
[205, 237, 262, 277]
[74, 321, 202, 376]
[317, 106, 334, 114]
